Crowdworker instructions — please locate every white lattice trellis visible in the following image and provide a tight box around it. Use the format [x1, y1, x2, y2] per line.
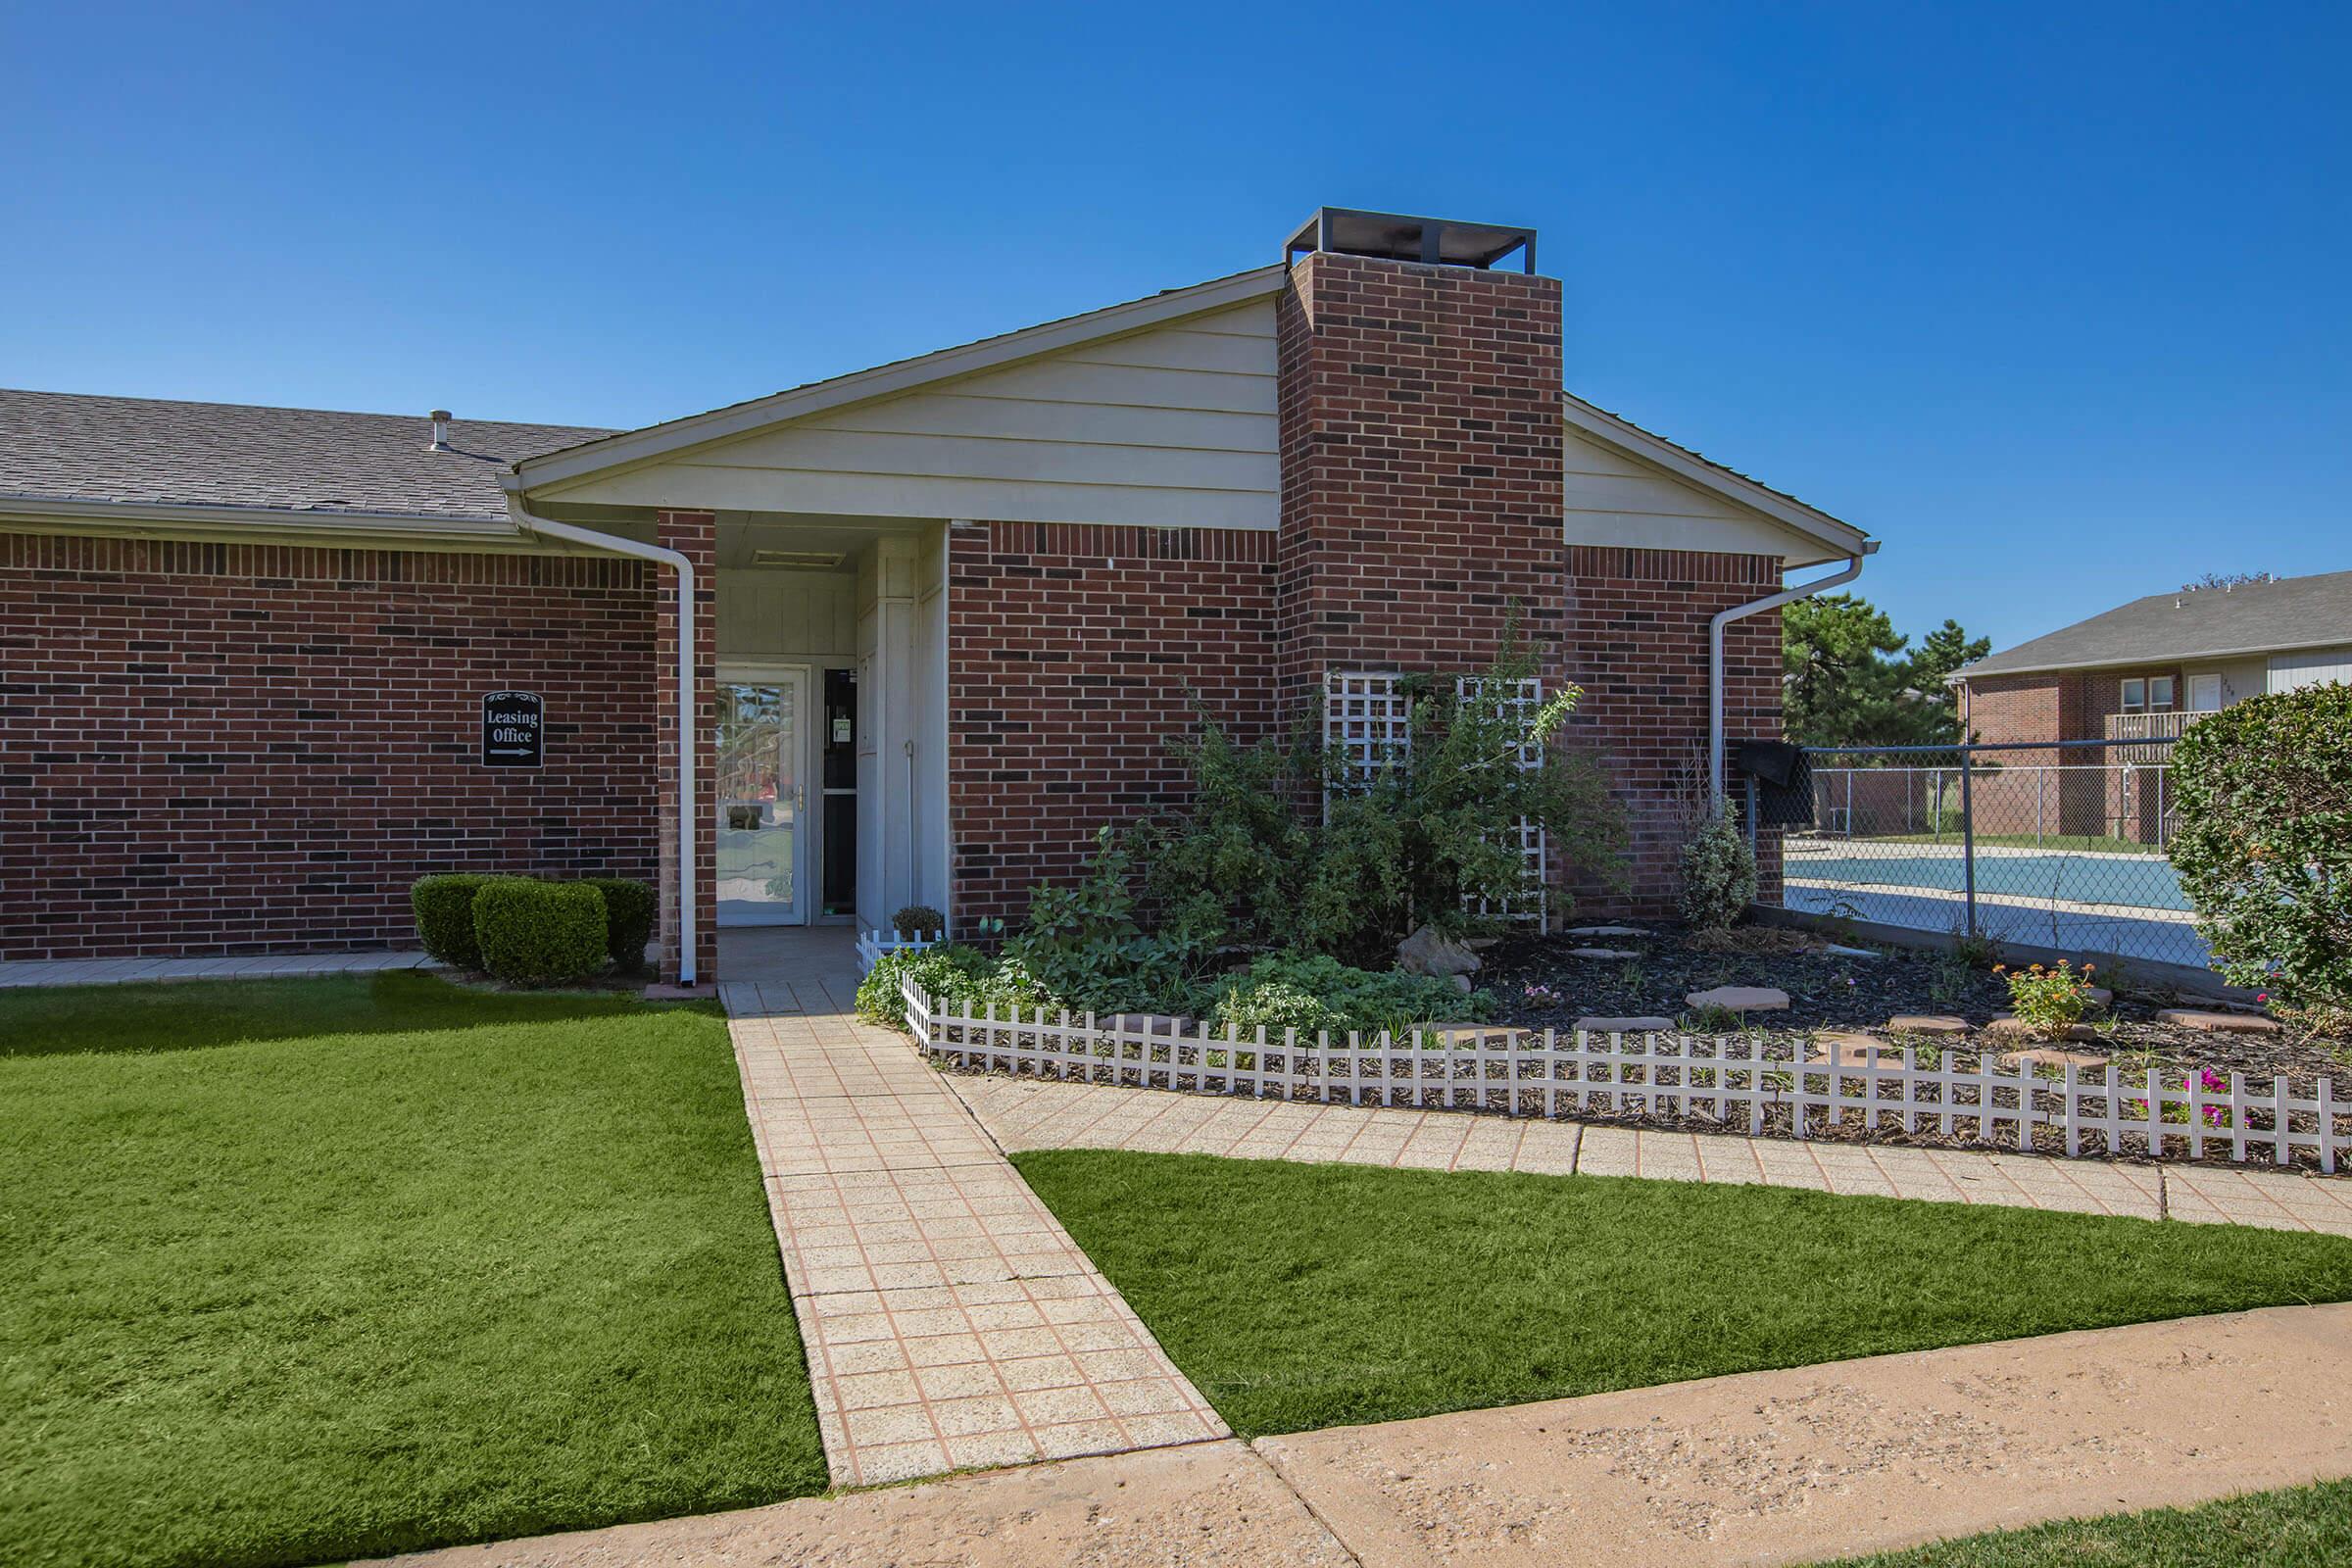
[1457, 674, 1548, 926]
[1324, 669, 1411, 785]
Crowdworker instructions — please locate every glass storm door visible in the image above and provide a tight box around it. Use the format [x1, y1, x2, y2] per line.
[716, 670, 810, 925]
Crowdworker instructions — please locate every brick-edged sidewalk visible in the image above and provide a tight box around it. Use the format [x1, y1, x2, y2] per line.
[721, 978, 1224, 1487]
[953, 1073, 2352, 1236]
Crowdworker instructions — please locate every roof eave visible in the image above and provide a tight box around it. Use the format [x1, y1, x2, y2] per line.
[0, 494, 526, 545]
[513, 264, 1290, 494]
[1557, 392, 1872, 561]
[1958, 634, 2352, 682]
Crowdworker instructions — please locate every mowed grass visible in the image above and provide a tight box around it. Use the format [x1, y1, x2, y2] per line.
[0, 973, 824, 1568]
[1015, 1150, 2352, 1438]
[1825, 1477, 2352, 1566]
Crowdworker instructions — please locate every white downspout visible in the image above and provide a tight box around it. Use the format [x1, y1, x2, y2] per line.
[1709, 542, 1876, 799]
[501, 485, 701, 984]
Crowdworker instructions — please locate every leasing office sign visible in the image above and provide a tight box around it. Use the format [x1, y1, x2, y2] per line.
[481, 691, 545, 767]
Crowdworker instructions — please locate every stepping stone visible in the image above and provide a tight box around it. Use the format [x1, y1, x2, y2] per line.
[1808, 1032, 1908, 1068]
[1575, 1015, 1673, 1034]
[1566, 925, 1645, 938]
[1569, 947, 1643, 959]
[1111, 1013, 1200, 1036]
[2172, 995, 2269, 1016]
[2156, 1008, 2281, 1034]
[1886, 1014, 1969, 1035]
[1984, 1015, 2104, 1042]
[1413, 1022, 1525, 1044]
[1686, 986, 1789, 1013]
[1998, 1046, 2109, 1072]
[1823, 944, 1882, 958]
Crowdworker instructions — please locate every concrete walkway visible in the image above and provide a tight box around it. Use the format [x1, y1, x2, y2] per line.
[0, 948, 437, 988]
[378, 1302, 2352, 1567]
[718, 970, 1223, 1488]
[955, 1072, 2352, 1236]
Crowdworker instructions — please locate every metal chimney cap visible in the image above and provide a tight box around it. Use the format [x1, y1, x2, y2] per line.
[1285, 207, 1538, 273]
[427, 410, 453, 451]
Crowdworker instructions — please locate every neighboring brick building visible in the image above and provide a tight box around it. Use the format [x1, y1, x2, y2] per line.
[1, 207, 1875, 973]
[1953, 569, 2352, 840]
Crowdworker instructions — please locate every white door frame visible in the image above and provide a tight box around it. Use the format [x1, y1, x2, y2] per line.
[716, 662, 816, 926]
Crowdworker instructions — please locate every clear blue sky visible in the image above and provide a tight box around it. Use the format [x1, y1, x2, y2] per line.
[3, 2, 2344, 651]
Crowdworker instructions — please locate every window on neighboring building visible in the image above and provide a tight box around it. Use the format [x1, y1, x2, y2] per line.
[2122, 678, 2144, 711]
[2121, 676, 2176, 712]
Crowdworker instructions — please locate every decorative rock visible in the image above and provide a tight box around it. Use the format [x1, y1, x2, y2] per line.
[1397, 923, 1482, 979]
[1566, 925, 1646, 938]
[1984, 1015, 2104, 1042]
[1823, 944, 1883, 958]
[1998, 1046, 2110, 1072]
[1575, 1015, 1674, 1033]
[1685, 986, 1789, 1013]
[1447, 972, 1474, 995]
[2084, 986, 2113, 1008]
[1569, 947, 1643, 960]
[2156, 1008, 2281, 1035]
[1886, 1014, 1969, 1035]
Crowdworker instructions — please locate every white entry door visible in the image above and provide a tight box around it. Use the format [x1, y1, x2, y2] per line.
[716, 668, 811, 925]
[2188, 673, 2223, 712]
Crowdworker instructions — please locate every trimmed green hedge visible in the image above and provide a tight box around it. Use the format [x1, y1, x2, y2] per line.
[411, 874, 494, 969]
[472, 879, 610, 984]
[583, 877, 657, 972]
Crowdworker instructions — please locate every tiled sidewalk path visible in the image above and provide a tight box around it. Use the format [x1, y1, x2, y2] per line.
[720, 976, 1224, 1488]
[954, 1073, 2352, 1236]
[0, 949, 438, 989]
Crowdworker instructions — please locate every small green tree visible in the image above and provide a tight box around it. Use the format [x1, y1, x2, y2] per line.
[2168, 684, 2352, 1019]
[1679, 795, 1758, 931]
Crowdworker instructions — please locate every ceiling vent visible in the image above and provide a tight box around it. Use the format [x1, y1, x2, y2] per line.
[752, 549, 848, 570]
[1285, 207, 1537, 273]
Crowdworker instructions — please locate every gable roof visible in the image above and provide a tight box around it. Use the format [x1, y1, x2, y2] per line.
[512, 265, 1288, 494]
[0, 388, 609, 526]
[1960, 568, 2352, 679]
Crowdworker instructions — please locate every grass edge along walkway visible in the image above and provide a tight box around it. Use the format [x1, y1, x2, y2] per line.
[2, 972, 825, 1568]
[1015, 1148, 2352, 1439]
[1821, 1475, 2352, 1566]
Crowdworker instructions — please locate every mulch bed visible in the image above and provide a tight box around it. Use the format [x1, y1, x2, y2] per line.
[1478, 923, 2351, 1092]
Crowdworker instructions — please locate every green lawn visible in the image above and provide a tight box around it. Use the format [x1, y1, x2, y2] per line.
[1, 972, 824, 1568]
[1016, 1150, 2352, 1439]
[1824, 1477, 2352, 1566]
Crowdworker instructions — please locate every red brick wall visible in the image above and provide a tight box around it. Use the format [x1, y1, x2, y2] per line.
[1561, 547, 1787, 916]
[0, 531, 661, 959]
[1273, 252, 1567, 702]
[946, 520, 1278, 924]
[1964, 665, 2183, 840]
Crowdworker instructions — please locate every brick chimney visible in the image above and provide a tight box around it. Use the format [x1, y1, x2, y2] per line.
[1273, 208, 1566, 711]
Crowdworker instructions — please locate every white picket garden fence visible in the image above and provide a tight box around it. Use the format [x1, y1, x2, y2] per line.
[867, 956, 2348, 1173]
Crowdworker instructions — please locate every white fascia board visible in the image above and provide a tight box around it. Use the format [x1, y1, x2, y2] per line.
[0, 495, 526, 546]
[515, 266, 1290, 495]
[1559, 393, 1872, 561]
[1958, 636, 2352, 682]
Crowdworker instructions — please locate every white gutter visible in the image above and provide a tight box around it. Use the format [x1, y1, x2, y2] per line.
[500, 486, 700, 984]
[1709, 543, 1877, 798]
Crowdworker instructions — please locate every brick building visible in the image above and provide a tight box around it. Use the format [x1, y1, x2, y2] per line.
[2, 209, 1874, 979]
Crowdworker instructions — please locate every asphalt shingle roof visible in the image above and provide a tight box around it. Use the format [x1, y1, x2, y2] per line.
[1962, 569, 2352, 677]
[0, 389, 613, 523]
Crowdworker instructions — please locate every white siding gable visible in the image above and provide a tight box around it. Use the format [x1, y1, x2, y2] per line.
[2269, 645, 2352, 694]
[545, 300, 1278, 528]
[1561, 423, 1822, 561]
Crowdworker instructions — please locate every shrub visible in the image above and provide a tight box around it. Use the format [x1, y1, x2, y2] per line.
[1006, 828, 1216, 1013]
[2169, 683, 2352, 1014]
[1679, 796, 1757, 931]
[1994, 958, 2103, 1041]
[582, 877, 657, 972]
[854, 945, 1067, 1032]
[890, 905, 946, 938]
[472, 878, 609, 985]
[1201, 953, 1489, 1040]
[411, 874, 494, 969]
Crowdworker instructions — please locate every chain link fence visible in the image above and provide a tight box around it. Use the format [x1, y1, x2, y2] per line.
[1766, 738, 2207, 971]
